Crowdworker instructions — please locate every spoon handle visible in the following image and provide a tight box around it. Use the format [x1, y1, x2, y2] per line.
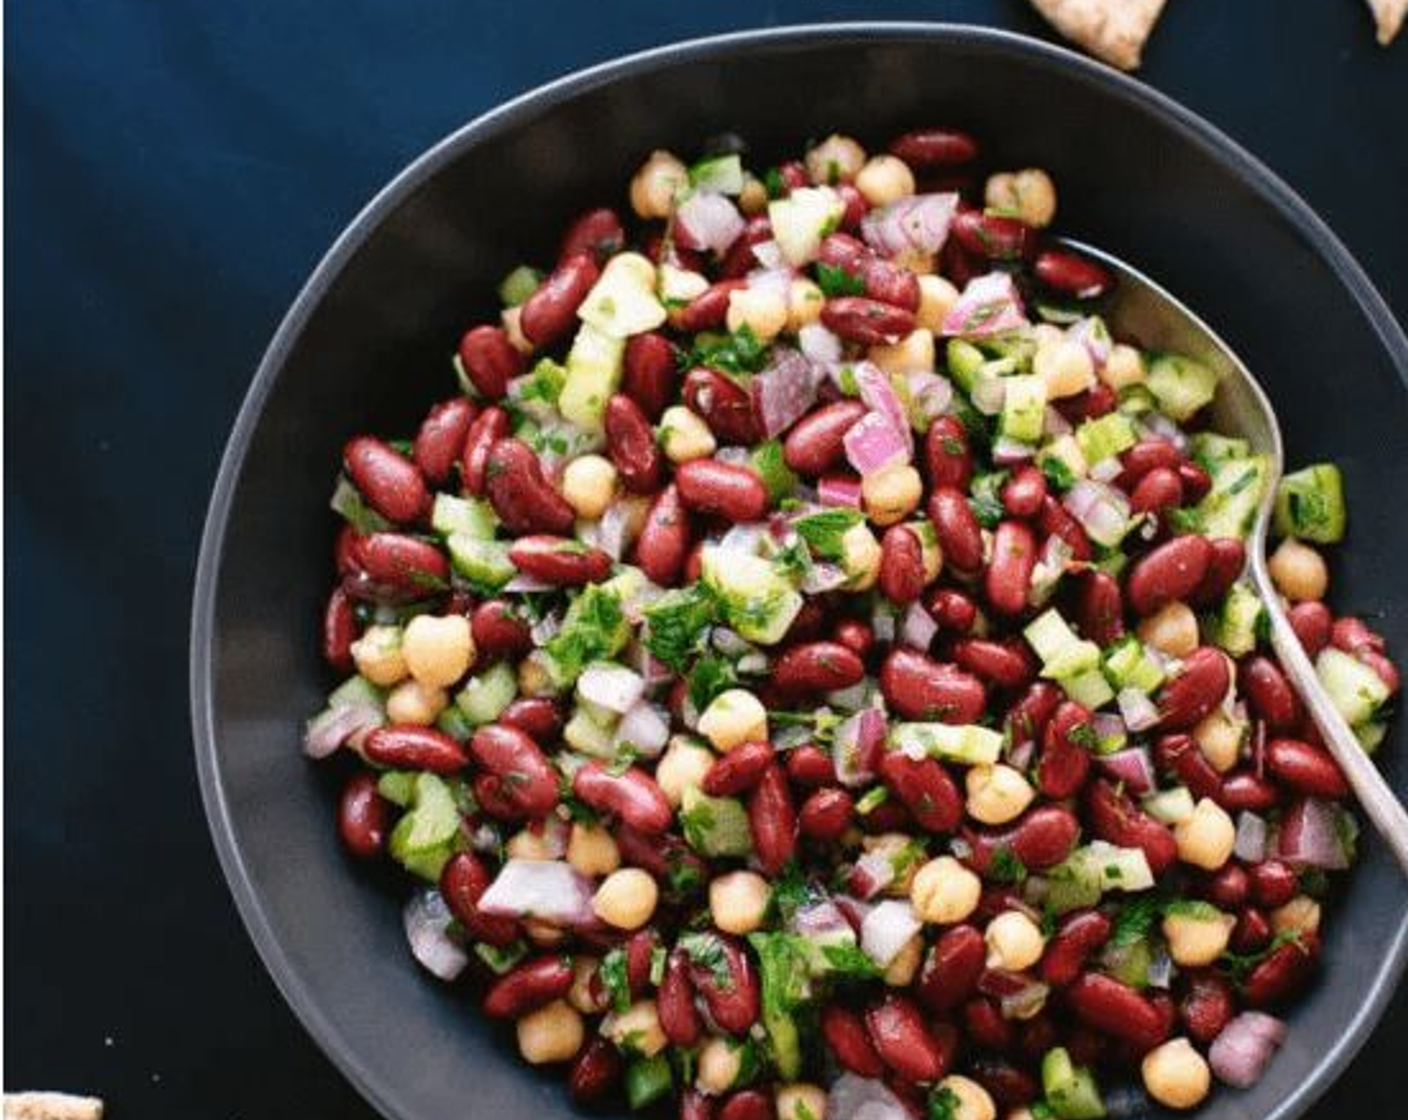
[1259, 581, 1408, 876]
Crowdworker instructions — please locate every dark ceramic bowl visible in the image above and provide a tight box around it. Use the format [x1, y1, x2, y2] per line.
[191, 22, 1408, 1120]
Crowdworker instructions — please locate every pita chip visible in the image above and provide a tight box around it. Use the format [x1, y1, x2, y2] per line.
[1366, 0, 1406, 44]
[1028, 0, 1169, 70]
[3, 1094, 104, 1120]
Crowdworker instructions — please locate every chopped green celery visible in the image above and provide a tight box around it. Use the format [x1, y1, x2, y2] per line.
[432, 494, 498, 539]
[978, 332, 1037, 368]
[624, 1054, 673, 1110]
[1275, 463, 1347, 543]
[447, 534, 514, 591]
[435, 703, 473, 742]
[328, 674, 386, 711]
[680, 787, 753, 857]
[946, 339, 986, 392]
[888, 723, 1003, 765]
[768, 187, 846, 266]
[752, 439, 798, 504]
[1146, 353, 1219, 422]
[701, 546, 803, 645]
[1061, 668, 1115, 710]
[1142, 786, 1196, 825]
[564, 705, 619, 756]
[474, 939, 527, 974]
[1315, 648, 1391, 727]
[542, 573, 636, 687]
[1210, 581, 1262, 658]
[1102, 636, 1166, 694]
[1000, 373, 1047, 443]
[1046, 842, 1155, 911]
[330, 475, 392, 534]
[1189, 431, 1250, 469]
[388, 773, 462, 881]
[1075, 412, 1136, 464]
[1102, 938, 1152, 989]
[559, 322, 625, 431]
[1116, 384, 1157, 415]
[1025, 610, 1103, 680]
[498, 265, 542, 308]
[747, 932, 811, 1080]
[1042, 1048, 1106, 1120]
[376, 770, 418, 807]
[1038, 434, 1088, 483]
[456, 661, 518, 726]
[578, 255, 667, 339]
[1356, 721, 1388, 754]
[1195, 455, 1270, 539]
[689, 153, 744, 194]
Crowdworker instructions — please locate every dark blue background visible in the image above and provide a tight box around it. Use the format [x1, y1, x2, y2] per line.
[6, 2, 1406, 1116]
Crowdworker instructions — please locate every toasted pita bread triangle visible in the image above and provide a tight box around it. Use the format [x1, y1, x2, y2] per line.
[3, 1093, 104, 1120]
[1367, 0, 1407, 44]
[1028, 0, 1169, 70]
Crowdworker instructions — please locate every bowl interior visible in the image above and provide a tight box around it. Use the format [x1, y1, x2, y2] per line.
[194, 24, 1408, 1120]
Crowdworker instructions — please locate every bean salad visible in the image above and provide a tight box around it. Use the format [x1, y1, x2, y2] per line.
[306, 127, 1401, 1120]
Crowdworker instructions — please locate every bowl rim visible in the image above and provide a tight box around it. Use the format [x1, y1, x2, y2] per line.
[190, 21, 1408, 1120]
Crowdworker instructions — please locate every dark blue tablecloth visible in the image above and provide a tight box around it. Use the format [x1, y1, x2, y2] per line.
[6, 1, 1405, 1116]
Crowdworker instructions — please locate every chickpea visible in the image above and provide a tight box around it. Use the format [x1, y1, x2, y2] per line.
[840, 523, 882, 590]
[603, 999, 667, 1057]
[869, 329, 936, 378]
[935, 1075, 997, 1120]
[1137, 601, 1200, 658]
[1174, 798, 1237, 870]
[698, 689, 768, 752]
[777, 1083, 828, 1120]
[1141, 1038, 1211, 1110]
[567, 822, 620, 877]
[965, 764, 1036, 826]
[501, 305, 534, 355]
[568, 955, 603, 1014]
[1099, 343, 1146, 391]
[727, 285, 789, 342]
[659, 405, 717, 465]
[1005, 1110, 1037, 1120]
[561, 454, 618, 520]
[655, 736, 716, 807]
[350, 624, 409, 687]
[506, 826, 558, 862]
[984, 169, 1058, 229]
[660, 262, 711, 308]
[985, 911, 1046, 971]
[523, 918, 567, 948]
[710, 870, 772, 935]
[696, 1035, 744, 1094]
[1268, 538, 1328, 602]
[401, 613, 474, 689]
[1162, 908, 1235, 966]
[911, 856, 982, 924]
[1270, 895, 1322, 937]
[1193, 710, 1244, 773]
[787, 278, 825, 332]
[384, 679, 449, 726]
[806, 134, 867, 184]
[517, 652, 559, 698]
[630, 150, 688, 220]
[915, 275, 960, 332]
[738, 175, 769, 216]
[516, 999, 584, 1065]
[862, 464, 923, 526]
[855, 155, 916, 207]
[1032, 323, 1064, 349]
[592, 868, 659, 931]
[1035, 337, 1096, 400]
[883, 935, 924, 986]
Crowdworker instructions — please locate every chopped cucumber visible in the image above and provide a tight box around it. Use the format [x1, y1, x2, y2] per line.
[1195, 455, 1269, 539]
[680, 786, 753, 857]
[1102, 637, 1166, 694]
[1189, 431, 1250, 469]
[624, 1055, 673, 1110]
[1000, 373, 1047, 444]
[577, 252, 667, 340]
[1075, 412, 1136, 464]
[1025, 609, 1103, 680]
[376, 770, 418, 807]
[1046, 842, 1154, 912]
[497, 265, 541, 308]
[768, 186, 845, 267]
[1061, 667, 1115, 710]
[1102, 938, 1152, 989]
[689, 153, 744, 195]
[564, 706, 619, 756]
[559, 322, 625, 431]
[1042, 1048, 1106, 1120]
[447, 534, 514, 591]
[432, 494, 498, 539]
[1316, 648, 1391, 727]
[701, 546, 803, 645]
[945, 339, 986, 392]
[888, 723, 1004, 766]
[436, 704, 473, 742]
[456, 661, 518, 727]
[1210, 580, 1262, 659]
[328, 674, 386, 711]
[1146, 353, 1219, 422]
[1275, 462, 1347, 544]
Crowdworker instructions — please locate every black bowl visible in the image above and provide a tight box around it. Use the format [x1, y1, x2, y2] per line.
[192, 23, 1408, 1120]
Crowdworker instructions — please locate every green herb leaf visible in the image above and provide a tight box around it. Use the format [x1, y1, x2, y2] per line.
[688, 654, 739, 713]
[968, 470, 1009, 529]
[677, 931, 735, 991]
[598, 948, 633, 1014]
[793, 509, 863, 560]
[989, 846, 1028, 884]
[928, 1085, 962, 1120]
[643, 584, 718, 672]
[821, 941, 882, 978]
[682, 326, 769, 376]
[1109, 895, 1165, 947]
[815, 263, 866, 298]
[1041, 456, 1078, 494]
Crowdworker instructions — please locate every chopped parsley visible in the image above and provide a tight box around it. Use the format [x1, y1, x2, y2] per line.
[1041, 455, 1078, 493]
[793, 508, 863, 560]
[688, 654, 739, 712]
[988, 846, 1028, 884]
[677, 931, 735, 990]
[643, 584, 718, 672]
[1109, 895, 1164, 947]
[682, 325, 769, 375]
[598, 947, 633, 1013]
[928, 1085, 962, 1120]
[968, 470, 1009, 529]
[821, 941, 882, 978]
[543, 583, 627, 684]
[815, 263, 866, 298]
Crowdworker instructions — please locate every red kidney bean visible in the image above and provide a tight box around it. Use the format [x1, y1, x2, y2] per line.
[1360, 650, 1401, 695]
[821, 297, 916, 345]
[962, 996, 1014, 1052]
[458, 325, 524, 402]
[499, 697, 562, 743]
[1331, 616, 1387, 656]
[675, 459, 769, 522]
[1085, 779, 1178, 875]
[719, 216, 774, 279]
[323, 587, 357, 671]
[483, 955, 574, 1018]
[363, 725, 467, 774]
[985, 520, 1036, 617]
[1231, 907, 1273, 953]
[916, 924, 986, 1012]
[471, 599, 532, 660]
[836, 184, 867, 231]
[1217, 770, 1280, 814]
[866, 994, 948, 1083]
[657, 950, 703, 1046]
[1037, 701, 1094, 799]
[1158, 646, 1232, 730]
[1247, 858, 1299, 909]
[1178, 461, 1212, 501]
[784, 400, 868, 476]
[1120, 440, 1183, 484]
[1018, 1016, 1060, 1061]
[634, 484, 692, 587]
[1004, 681, 1062, 745]
[718, 1090, 774, 1120]
[951, 209, 1032, 262]
[621, 332, 677, 421]
[834, 618, 876, 658]
[878, 525, 927, 606]
[816, 234, 920, 311]
[682, 366, 759, 444]
[568, 1037, 621, 1103]
[346, 533, 449, 599]
[1155, 733, 1224, 801]
[603, 394, 662, 494]
[889, 128, 979, 166]
[952, 638, 1036, 690]
[334, 523, 361, 577]
[1001, 466, 1048, 519]
[344, 437, 430, 524]
[1066, 973, 1168, 1051]
[924, 415, 974, 491]
[1191, 537, 1247, 606]
[337, 772, 390, 858]
[484, 439, 575, 535]
[799, 787, 855, 840]
[1054, 383, 1118, 424]
[687, 935, 759, 1033]
[470, 725, 559, 816]
[440, 851, 519, 946]
[458, 406, 509, 497]
[681, 1090, 716, 1120]
[1038, 495, 1093, 561]
[1041, 910, 1112, 988]
[748, 764, 798, 875]
[858, 800, 913, 834]
[507, 535, 612, 586]
[559, 207, 625, 266]
[879, 648, 986, 723]
[1242, 932, 1321, 1007]
[1200, 862, 1250, 910]
[1179, 972, 1235, 1046]
[1129, 466, 1183, 518]
[942, 236, 983, 289]
[963, 805, 1081, 872]
[971, 1058, 1039, 1108]
[1032, 250, 1114, 299]
[1265, 737, 1350, 798]
[623, 929, 659, 994]
[786, 744, 837, 787]
[784, 596, 829, 643]
[413, 397, 476, 485]
[1074, 571, 1125, 647]
[701, 741, 775, 797]
[677, 280, 746, 334]
[1126, 535, 1212, 616]
[879, 752, 962, 833]
[520, 254, 599, 346]
[928, 486, 985, 573]
[472, 774, 524, 822]
[574, 762, 672, 835]
[927, 587, 979, 635]
[773, 641, 867, 696]
[823, 1004, 887, 1077]
[1241, 656, 1303, 732]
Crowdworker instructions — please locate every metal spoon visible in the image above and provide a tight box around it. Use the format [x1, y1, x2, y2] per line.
[1066, 239, 1408, 875]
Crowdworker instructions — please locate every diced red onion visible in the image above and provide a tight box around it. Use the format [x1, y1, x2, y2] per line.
[843, 411, 910, 477]
[804, 562, 849, 594]
[577, 663, 645, 714]
[799, 323, 843, 364]
[1067, 316, 1112, 369]
[403, 891, 469, 982]
[1138, 412, 1189, 453]
[1006, 739, 1036, 771]
[1278, 797, 1350, 869]
[792, 899, 852, 942]
[711, 627, 753, 656]
[504, 572, 555, 593]
[818, 475, 862, 508]
[1146, 944, 1174, 989]
[755, 348, 820, 437]
[478, 859, 598, 926]
[1089, 455, 1123, 484]
[1063, 480, 1131, 548]
[746, 266, 794, 301]
[1043, 406, 1073, 437]
[597, 500, 636, 560]
[304, 701, 382, 759]
[616, 701, 670, 757]
[1028, 534, 1075, 607]
[861, 192, 959, 257]
[906, 371, 953, 427]
[860, 900, 922, 967]
[978, 970, 1051, 1020]
[941, 272, 1029, 338]
[854, 363, 914, 450]
[829, 1074, 911, 1120]
[1210, 1012, 1287, 1088]
[970, 375, 1007, 416]
[1117, 687, 1161, 732]
[751, 239, 785, 271]
[1096, 746, 1155, 794]
[1092, 711, 1126, 742]
[834, 709, 886, 788]
[674, 192, 745, 255]
[900, 602, 939, 651]
[848, 852, 895, 900]
[992, 435, 1036, 465]
[1234, 812, 1269, 863]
